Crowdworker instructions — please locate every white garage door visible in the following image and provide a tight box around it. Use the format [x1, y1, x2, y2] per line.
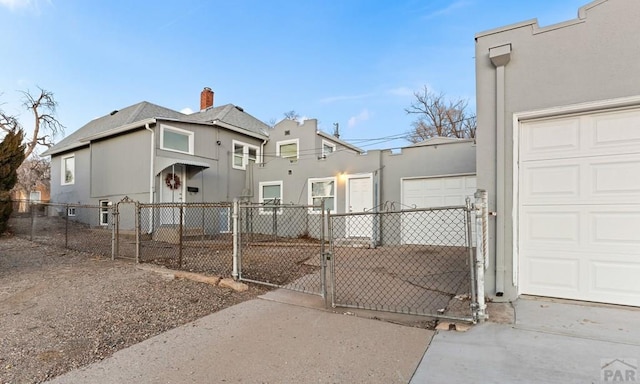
[401, 175, 476, 245]
[519, 108, 640, 306]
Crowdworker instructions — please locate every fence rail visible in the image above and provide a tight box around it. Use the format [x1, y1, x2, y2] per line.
[236, 202, 326, 296]
[8, 200, 113, 257]
[7, 192, 489, 322]
[329, 203, 475, 321]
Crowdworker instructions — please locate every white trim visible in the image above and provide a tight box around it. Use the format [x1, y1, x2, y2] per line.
[160, 124, 194, 155]
[61, 154, 75, 185]
[29, 191, 41, 203]
[321, 139, 336, 158]
[400, 172, 476, 182]
[99, 200, 110, 226]
[232, 140, 259, 170]
[308, 177, 337, 214]
[258, 180, 283, 215]
[67, 207, 76, 217]
[344, 173, 373, 212]
[276, 138, 299, 161]
[511, 95, 640, 294]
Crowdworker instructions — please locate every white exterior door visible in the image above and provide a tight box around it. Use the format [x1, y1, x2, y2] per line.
[518, 108, 640, 306]
[160, 164, 185, 225]
[401, 175, 476, 245]
[346, 175, 373, 238]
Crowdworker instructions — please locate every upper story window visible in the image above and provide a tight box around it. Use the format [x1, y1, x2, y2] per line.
[161, 125, 194, 154]
[277, 138, 299, 163]
[233, 140, 259, 170]
[308, 177, 336, 213]
[322, 140, 336, 158]
[61, 154, 75, 185]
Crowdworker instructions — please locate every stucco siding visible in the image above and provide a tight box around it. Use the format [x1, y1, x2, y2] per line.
[475, 0, 640, 300]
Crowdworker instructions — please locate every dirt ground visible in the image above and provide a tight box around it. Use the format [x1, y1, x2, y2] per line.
[0, 235, 268, 384]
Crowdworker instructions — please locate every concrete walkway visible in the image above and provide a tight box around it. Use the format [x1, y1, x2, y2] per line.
[411, 298, 640, 384]
[47, 294, 433, 383]
[47, 290, 640, 384]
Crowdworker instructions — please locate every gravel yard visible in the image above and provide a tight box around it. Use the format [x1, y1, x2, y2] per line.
[0, 235, 268, 384]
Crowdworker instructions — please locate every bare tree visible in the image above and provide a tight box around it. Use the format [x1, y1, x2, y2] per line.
[20, 88, 65, 159]
[283, 110, 300, 121]
[1, 88, 65, 160]
[405, 86, 476, 143]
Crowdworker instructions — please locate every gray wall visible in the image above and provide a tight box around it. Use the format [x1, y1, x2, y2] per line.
[50, 146, 91, 205]
[475, 0, 640, 300]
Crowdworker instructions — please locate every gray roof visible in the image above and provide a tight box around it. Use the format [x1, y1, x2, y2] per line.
[187, 104, 270, 137]
[43, 101, 270, 156]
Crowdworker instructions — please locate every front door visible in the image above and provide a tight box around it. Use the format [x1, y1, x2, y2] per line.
[346, 175, 373, 238]
[160, 164, 185, 225]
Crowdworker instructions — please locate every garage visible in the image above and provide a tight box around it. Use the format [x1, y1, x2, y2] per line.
[518, 108, 640, 306]
[401, 175, 476, 245]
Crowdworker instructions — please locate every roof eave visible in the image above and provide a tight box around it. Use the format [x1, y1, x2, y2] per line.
[213, 119, 269, 140]
[317, 131, 363, 153]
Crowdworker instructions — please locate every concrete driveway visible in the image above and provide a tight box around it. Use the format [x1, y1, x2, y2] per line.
[411, 297, 640, 384]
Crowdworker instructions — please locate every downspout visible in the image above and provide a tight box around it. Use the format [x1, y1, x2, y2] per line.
[489, 43, 512, 297]
[145, 123, 155, 203]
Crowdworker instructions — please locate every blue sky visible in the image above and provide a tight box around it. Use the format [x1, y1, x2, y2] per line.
[1, 0, 589, 151]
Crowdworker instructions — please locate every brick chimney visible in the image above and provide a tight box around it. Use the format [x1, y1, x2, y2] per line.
[200, 87, 214, 110]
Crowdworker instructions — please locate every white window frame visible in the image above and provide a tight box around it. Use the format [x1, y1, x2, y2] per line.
[232, 140, 259, 170]
[61, 154, 75, 185]
[259, 180, 283, 214]
[276, 138, 299, 162]
[160, 125, 194, 155]
[29, 191, 41, 203]
[99, 200, 111, 226]
[308, 177, 337, 214]
[322, 140, 336, 158]
[67, 207, 76, 217]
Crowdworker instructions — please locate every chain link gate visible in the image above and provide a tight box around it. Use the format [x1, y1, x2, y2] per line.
[328, 199, 478, 322]
[113, 197, 138, 261]
[235, 201, 327, 297]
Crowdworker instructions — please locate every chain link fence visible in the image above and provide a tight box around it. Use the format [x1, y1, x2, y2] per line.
[237, 203, 326, 296]
[137, 202, 233, 274]
[329, 204, 475, 321]
[8, 200, 113, 257]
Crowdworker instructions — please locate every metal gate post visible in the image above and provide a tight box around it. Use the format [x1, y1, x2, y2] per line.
[135, 202, 140, 264]
[113, 203, 119, 260]
[178, 204, 183, 268]
[64, 204, 69, 248]
[328, 208, 336, 308]
[320, 200, 326, 304]
[29, 203, 35, 241]
[474, 190, 489, 321]
[232, 198, 240, 280]
[465, 197, 478, 322]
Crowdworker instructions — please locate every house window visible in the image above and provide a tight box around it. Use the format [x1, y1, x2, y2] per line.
[259, 181, 283, 214]
[308, 177, 336, 213]
[276, 139, 299, 162]
[161, 125, 194, 154]
[99, 200, 110, 226]
[322, 140, 336, 158]
[232, 140, 259, 170]
[67, 207, 76, 217]
[61, 154, 75, 185]
[29, 191, 41, 203]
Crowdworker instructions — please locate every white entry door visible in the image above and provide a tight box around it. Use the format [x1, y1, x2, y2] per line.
[160, 164, 185, 225]
[346, 175, 373, 238]
[518, 108, 640, 306]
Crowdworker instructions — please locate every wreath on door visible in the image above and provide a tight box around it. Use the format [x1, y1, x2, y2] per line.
[165, 173, 181, 190]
